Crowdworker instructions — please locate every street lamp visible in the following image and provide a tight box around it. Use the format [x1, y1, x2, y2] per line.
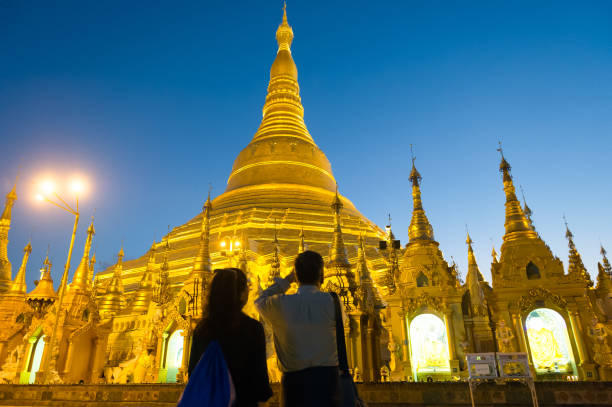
[219, 236, 241, 266]
[34, 177, 86, 383]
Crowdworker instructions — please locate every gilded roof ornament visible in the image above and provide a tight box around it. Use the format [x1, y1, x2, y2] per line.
[0, 179, 18, 292]
[8, 241, 31, 296]
[407, 155, 434, 243]
[496, 145, 537, 242]
[563, 217, 592, 286]
[69, 216, 95, 292]
[328, 185, 350, 267]
[27, 251, 57, 303]
[465, 233, 487, 316]
[601, 245, 612, 277]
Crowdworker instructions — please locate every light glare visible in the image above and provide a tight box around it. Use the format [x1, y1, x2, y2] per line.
[41, 180, 55, 194]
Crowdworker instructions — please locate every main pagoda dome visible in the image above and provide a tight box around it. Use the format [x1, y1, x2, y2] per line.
[97, 7, 386, 292]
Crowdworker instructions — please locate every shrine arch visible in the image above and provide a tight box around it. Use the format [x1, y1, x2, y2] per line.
[525, 308, 576, 376]
[408, 313, 450, 381]
[20, 327, 45, 384]
[162, 329, 184, 383]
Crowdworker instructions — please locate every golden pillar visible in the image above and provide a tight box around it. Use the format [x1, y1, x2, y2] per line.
[179, 330, 191, 383]
[399, 312, 412, 380]
[62, 339, 75, 377]
[567, 303, 597, 380]
[444, 308, 459, 375]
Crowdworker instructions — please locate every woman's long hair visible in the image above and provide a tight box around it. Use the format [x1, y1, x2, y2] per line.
[199, 268, 247, 338]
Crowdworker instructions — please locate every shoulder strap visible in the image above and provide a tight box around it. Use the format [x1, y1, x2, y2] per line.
[330, 292, 349, 373]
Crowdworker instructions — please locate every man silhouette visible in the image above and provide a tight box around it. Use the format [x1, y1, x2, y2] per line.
[255, 250, 339, 407]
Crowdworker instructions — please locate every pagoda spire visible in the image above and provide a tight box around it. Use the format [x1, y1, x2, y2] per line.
[466, 233, 487, 316]
[99, 247, 125, 315]
[564, 219, 592, 286]
[356, 233, 377, 312]
[238, 232, 249, 274]
[491, 245, 498, 264]
[329, 185, 350, 267]
[298, 227, 306, 254]
[601, 245, 612, 278]
[356, 233, 371, 284]
[596, 262, 612, 296]
[268, 223, 281, 286]
[8, 241, 32, 295]
[408, 155, 434, 242]
[520, 185, 536, 231]
[69, 217, 95, 292]
[0, 180, 18, 292]
[192, 192, 212, 282]
[496, 144, 537, 242]
[251, 4, 314, 145]
[132, 241, 156, 313]
[88, 252, 96, 284]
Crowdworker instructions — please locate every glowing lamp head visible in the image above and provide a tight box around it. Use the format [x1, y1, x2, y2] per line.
[235, 241, 241, 248]
[220, 240, 227, 248]
[40, 180, 55, 195]
[35, 194, 44, 202]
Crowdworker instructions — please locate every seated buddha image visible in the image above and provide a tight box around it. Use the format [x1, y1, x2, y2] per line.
[526, 313, 569, 371]
[411, 314, 450, 371]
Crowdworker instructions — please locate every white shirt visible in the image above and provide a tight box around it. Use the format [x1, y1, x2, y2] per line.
[255, 276, 338, 373]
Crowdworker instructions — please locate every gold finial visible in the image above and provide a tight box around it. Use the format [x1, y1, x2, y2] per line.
[563, 214, 573, 240]
[466, 227, 473, 246]
[276, 2, 294, 51]
[409, 148, 421, 186]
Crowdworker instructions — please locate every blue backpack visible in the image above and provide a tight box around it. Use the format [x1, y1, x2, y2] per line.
[177, 340, 236, 407]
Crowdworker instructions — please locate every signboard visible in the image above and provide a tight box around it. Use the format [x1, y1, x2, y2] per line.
[466, 353, 498, 379]
[496, 352, 531, 378]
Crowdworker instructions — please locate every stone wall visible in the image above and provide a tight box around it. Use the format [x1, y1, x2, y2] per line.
[0, 382, 610, 406]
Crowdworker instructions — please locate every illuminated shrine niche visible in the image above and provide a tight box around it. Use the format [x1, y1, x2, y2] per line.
[165, 330, 184, 383]
[409, 314, 450, 380]
[28, 335, 46, 384]
[525, 308, 576, 375]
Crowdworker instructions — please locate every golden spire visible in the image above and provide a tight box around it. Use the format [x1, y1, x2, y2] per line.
[356, 233, 371, 283]
[132, 241, 156, 313]
[88, 252, 96, 284]
[601, 245, 612, 277]
[153, 238, 172, 306]
[268, 222, 281, 286]
[0, 179, 18, 292]
[596, 262, 612, 295]
[27, 252, 57, 304]
[466, 233, 487, 316]
[564, 219, 592, 286]
[191, 193, 212, 281]
[252, 4, 309, 144]
[8, 241, 31, 295]
[497, 144, 537, 241]
[491, 245, 498, 263]
[99, 247, 125, 315]
[298, 226, 306, 254]
[329, 185, 350, 267]
[69, 217, 95, 292]
[356, 233, 377, 312]
[466, 233, 485, 282]
[225, 5, 338, 195]
[408, 155, 434, 242]
[238, 232, 249, 274]
[520, 185, 536, 231]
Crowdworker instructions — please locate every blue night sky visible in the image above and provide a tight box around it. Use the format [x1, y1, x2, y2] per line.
[1, 1, 610, 288]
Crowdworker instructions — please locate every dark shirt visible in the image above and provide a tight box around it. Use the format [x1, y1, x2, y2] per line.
[188, 312, 273, 407]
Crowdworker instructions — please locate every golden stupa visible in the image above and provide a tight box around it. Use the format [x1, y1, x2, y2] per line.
[95, 5, 387, 294]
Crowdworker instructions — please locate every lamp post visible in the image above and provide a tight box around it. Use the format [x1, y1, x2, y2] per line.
[35, 179, 84, 383]
[219, 235, 241, 267]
